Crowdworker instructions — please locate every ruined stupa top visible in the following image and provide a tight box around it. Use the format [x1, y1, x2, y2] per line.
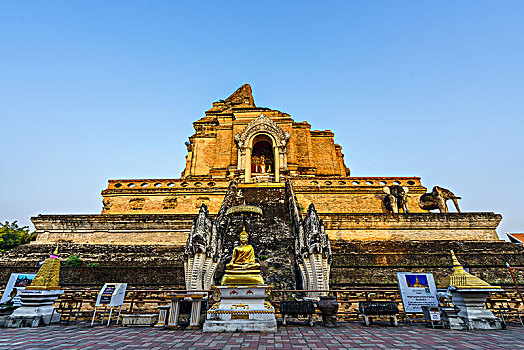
[182, 84, 349, 180]
[206, 84, 256, 114]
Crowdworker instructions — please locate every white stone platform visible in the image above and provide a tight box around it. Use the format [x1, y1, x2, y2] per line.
[203, 285, 277, 332]
[0, 289, 63, 328]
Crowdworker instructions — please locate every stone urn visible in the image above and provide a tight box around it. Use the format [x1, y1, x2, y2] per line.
[317, 296, 338, 327]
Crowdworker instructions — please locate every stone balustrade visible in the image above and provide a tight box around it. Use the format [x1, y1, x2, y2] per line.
[291, 177, 423, 188]
[105, 177, 424, 191]
[106, 179, 229, 190]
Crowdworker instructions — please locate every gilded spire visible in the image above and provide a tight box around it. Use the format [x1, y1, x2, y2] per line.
[438, 250, 501, 290]
[25, 248, 61, 290]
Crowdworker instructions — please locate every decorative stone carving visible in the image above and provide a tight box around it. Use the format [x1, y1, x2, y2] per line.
[383, 185, 410, 213]
[286, 180, 332, 296]
[102, 198, 112, 211]
[162, 197, 178, 209]
[184, 204, 215, 290]
[235, 114, 290, 175]
[129, 198, 145, 210]
[419, 186, 461, 213]
[184, 181, 238, 290]
[301, 204, 332, 292]
[235, 114, 290, 149]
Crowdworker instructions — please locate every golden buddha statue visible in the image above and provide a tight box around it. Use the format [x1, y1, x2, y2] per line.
[221, 227, 264, 285]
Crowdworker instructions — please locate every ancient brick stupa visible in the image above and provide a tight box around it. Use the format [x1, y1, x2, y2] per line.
[0, 83, 521, 291]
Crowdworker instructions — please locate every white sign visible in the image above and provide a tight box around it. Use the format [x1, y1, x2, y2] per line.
[95, 283, 127, 307]
[429, 309, 441, 321]
[397, 272, 438, 313]
[0, 273, 37, 306]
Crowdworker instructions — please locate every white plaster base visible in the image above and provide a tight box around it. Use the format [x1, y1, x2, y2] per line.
[203, 286, 277, 332]
[451, 290, 503, 330]
[203, 319, 277, 332]
[0, 289, 63, 328]
[440, 307, 467, 330]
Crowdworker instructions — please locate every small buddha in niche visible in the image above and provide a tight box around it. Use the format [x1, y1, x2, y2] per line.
[221, 227, 264, 285]
[260, 155, 266, 173]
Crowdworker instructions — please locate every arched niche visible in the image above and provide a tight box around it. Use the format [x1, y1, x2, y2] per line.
[251, 134, 276, 179]
[234, 114, 289, 183]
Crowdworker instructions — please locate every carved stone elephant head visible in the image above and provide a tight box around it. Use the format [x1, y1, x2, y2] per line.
[383, 185, 410, 213]
[418, 186, 461, 213]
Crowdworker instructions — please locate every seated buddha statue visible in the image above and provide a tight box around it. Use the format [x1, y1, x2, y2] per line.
[221, 227, 264, 285]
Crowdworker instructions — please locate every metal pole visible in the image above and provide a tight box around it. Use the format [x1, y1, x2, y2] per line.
[90, 306, 97, 327]
[129, 291, 136, 313]
[507, 263, 524, 305]
[101, 306, 107, 324]
[116, 306, 123, 325]
[107, 307, 114, 326]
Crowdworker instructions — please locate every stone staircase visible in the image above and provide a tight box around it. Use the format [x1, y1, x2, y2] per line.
[217, 185, 296, 290]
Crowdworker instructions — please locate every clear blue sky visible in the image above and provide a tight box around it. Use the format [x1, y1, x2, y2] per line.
[1, 1, 523, 238]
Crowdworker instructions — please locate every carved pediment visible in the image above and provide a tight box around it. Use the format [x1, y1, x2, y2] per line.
[235, 114, 290, 149]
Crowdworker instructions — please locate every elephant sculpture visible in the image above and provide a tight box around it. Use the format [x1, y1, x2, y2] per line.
[383, 185, 410, 213]
[418, 186, 461, 213]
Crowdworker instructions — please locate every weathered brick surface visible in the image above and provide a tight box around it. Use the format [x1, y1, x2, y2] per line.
[330, 240, 524, 286]
[2, 240, 522, 288]
[32, 214, 197, 245]
[322, 212, 501, 241]
[0, 244, 185, 286]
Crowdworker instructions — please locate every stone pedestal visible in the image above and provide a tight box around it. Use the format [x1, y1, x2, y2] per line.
[165, 294, 205, 329]
[440, 307, 467, 330]
[203, 286, 277, 332]
[451, 290, 503, 330]
[0, 289, 63, 328]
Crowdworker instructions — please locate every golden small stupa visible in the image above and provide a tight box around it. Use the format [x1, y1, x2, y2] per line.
[25, 247, 61, 290]
[438, 250, 501, 290]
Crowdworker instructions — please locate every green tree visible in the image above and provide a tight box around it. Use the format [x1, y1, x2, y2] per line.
[0, 221, 37, 252]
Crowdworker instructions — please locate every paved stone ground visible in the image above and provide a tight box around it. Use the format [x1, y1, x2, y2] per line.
[1, 322, 523, 350]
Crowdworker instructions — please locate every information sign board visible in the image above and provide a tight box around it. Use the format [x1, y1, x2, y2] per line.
[95, 283, 127, 307]
[396, 272, 438, 313]
[0, 273, 37, 306]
